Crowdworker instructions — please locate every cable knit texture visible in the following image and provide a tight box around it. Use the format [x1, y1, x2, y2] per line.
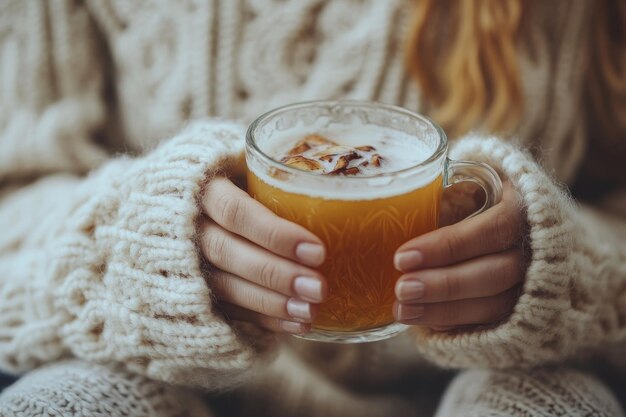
[0, 120, 275, 389]
[0, 360, 214, 417]
[0, 0, 624, 416]
[436, 368, 624, 417]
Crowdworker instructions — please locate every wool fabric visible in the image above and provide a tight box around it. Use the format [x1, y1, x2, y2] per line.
[0, 0, 624, 416]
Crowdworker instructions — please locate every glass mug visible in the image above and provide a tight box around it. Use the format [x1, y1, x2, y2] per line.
[245, 101, 502, 343]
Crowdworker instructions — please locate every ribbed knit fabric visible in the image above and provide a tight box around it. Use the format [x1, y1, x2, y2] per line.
[0, 360, 214, 417]
[0, 0, 625, 416]
[411, 137, 626, 368]
[0, 120, 275, 390]
[436, 368, 624, 417]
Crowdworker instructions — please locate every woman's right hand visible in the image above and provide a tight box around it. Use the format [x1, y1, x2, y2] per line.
[199, 177, 328, 334]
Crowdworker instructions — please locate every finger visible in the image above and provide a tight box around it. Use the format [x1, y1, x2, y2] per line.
[220, 302, 310, 334]
[200, 219, 328, 302]
[394, 285, 520, 327]
[211, 270, 318, 323]
[395, 248, 525, 303]
[395, 182, 524, 271]
[202, 177, 325, 267]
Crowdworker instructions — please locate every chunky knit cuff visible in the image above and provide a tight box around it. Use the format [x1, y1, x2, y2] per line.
[49, 120, 274, 389]
[413, 135, 626, 368]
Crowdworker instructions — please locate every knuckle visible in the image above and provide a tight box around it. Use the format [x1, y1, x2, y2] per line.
[204, 231, 230, 264]
[443, 230, 461, 261]
[491, 211, 518, 248]
[483, 253, 523, 297]
[485, 257, 504, 287]
[258, 261, 281, 290]
[442, 302, 461, 324]
[441, 271, 460, 300]
[215, 193, 244, 228]
[264, 226, 283, 251]
[251, 291, 275, 316]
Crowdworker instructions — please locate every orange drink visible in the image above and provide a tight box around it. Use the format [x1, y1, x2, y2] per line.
[246, 101, 502, 343]
[248, 172, 443, 332]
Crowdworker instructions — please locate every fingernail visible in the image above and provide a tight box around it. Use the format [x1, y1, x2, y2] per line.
[296, 243, 325, 267]
[394, 250, 423, 271]
[287, 298, 313, 321]
[396, 279, 424, 302]
[397, 304, 424, 321]
[294, 276, 325, 302]
[281, 320, 308, 334]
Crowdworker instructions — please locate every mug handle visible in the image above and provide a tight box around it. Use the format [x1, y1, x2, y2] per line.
[445, 159, 503, 219]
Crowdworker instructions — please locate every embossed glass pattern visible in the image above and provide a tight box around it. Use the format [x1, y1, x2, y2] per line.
[246, 101, 502, 343]
[248, 174, 442, 332]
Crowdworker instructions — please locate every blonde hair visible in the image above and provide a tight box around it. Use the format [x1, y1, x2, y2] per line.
[405, 0, 626, 140]
[405, 0, 526, 138]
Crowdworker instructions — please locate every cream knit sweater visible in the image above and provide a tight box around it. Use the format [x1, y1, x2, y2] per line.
[0, 0, 625, 405]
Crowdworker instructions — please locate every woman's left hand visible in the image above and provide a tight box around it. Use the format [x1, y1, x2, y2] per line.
[393, 180, 528, 329]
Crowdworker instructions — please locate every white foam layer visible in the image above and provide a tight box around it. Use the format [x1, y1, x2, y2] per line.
[250, 125, 443, 200]
[271, 125, 430, 175]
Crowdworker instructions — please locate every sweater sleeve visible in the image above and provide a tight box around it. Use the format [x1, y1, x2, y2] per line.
[412, 135, 626, 368]
[0, 120, 275, 389]
[0, 1, 274, 389]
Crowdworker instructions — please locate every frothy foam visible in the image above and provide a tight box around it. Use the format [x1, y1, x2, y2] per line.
[270, 126, 430, 175]
[249, 125, 443, 200]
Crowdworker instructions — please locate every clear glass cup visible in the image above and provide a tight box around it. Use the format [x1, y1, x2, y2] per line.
[245, 101, 502, 343]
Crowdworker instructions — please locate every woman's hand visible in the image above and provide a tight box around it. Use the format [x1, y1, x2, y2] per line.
[199, 177, 328, 334]
[393, 180, 527, 329]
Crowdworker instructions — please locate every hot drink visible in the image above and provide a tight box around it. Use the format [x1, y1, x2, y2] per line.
[245, 101, 501, 343]
[248, 125, 442, 332]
